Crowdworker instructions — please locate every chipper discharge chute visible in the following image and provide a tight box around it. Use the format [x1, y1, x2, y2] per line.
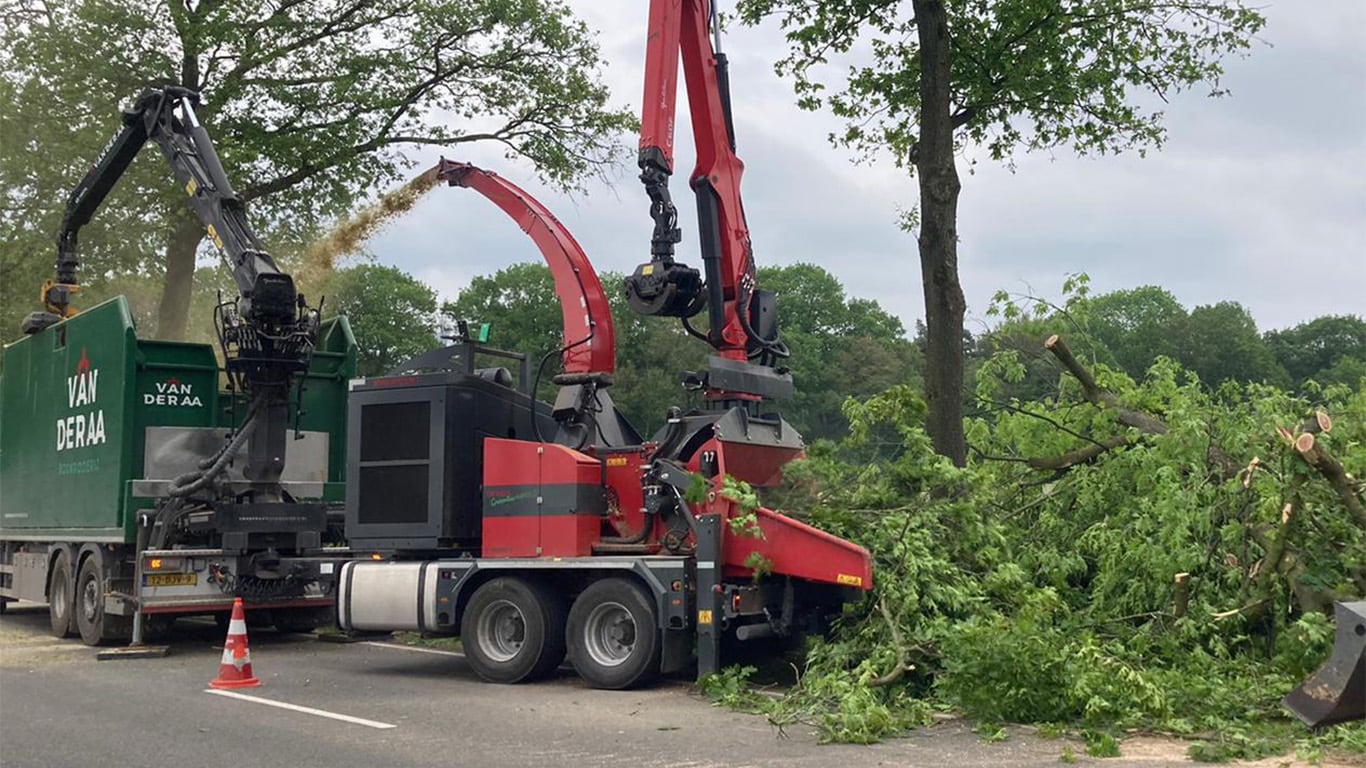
[1282, 600, 1366, 727]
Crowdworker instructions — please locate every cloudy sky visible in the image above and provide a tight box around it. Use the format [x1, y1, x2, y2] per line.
[367, 0, 1365, 337]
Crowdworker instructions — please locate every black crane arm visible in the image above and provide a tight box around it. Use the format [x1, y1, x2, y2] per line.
[29, 87, 318, 498]
[39, 87, 297, 327]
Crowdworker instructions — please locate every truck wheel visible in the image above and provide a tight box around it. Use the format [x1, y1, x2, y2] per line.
[460, 577, 564, 684]
[48, 551, 75, 638]
[567, 577, 660, 690]
[75, 557, 129, 646]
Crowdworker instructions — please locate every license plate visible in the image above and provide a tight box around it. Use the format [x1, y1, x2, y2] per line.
[144, 572, 197, 587]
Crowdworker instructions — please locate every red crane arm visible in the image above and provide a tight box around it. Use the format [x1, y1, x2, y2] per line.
[436, 159, 615, 377]
[630, 0, 756, 364]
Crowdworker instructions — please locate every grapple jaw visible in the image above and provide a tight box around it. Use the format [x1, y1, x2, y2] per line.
[625, 259, 705, 318]
[1283, 600, 1366, 727]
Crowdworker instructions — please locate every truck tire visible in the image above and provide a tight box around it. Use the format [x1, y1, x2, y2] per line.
[75, 556, 130, 646]
[567, 577, 660, 690]
[460, 577, 565, 684]
[48, 551, 75, 638]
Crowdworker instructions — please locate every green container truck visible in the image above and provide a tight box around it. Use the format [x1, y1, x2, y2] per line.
[0, 297, 357, 643]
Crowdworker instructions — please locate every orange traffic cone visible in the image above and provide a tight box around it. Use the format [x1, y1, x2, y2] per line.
[209, 598, 261, 689]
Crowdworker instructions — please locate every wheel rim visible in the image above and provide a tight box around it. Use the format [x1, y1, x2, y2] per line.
[583, 601, 636, 668]
[476, 599, 527, 662]
[81, 574, 100, 624]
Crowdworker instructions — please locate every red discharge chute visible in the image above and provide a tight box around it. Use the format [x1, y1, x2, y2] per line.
[434, 159, 615, 378]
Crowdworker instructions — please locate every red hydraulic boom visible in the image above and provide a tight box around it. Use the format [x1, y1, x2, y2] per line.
[625, 0, 788, 383]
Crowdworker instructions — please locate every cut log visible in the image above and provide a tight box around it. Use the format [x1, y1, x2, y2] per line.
[1295, 437, 1366, 529]
[1299, 411, 1333, 436]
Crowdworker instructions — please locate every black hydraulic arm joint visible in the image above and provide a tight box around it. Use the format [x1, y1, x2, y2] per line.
[638, 147, 681, 261]
[625, 147, 706, 319]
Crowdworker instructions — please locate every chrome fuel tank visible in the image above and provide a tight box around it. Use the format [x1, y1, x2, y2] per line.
[336, 560, 443, 632]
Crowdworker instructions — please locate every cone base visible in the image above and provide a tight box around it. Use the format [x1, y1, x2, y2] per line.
[209, 674, 262, 689]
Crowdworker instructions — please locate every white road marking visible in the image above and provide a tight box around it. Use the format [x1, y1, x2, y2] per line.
[360, 641, 464, 658]
[204, 689, 397, 729]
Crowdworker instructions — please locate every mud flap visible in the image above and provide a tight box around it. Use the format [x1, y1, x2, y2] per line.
[1283, 601, 1366, 727]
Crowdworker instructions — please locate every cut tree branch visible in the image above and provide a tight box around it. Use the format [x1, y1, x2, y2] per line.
[868, 596, 914, 688]
[1025, 434, 1132, 471]
[1045, 334, 1168, 434]
[1045, 334, 1242, 478]
[1294, 433, 1366, 529]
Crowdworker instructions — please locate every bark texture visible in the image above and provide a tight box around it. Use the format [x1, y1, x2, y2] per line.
[914, 0, 967, 467]
[156, 214, 204, 340]
[155, 45, 205, 341]
[1294, 433, 1366, 529]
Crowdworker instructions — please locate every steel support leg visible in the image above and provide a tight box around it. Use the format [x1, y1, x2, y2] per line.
[694, 514, 723, 678]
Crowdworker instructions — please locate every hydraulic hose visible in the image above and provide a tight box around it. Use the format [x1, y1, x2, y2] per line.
[599, 507, 654, 545]
[167, 403, 260, 498]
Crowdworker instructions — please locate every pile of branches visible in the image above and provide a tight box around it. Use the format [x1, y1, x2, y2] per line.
[744, 336, 1365, 754]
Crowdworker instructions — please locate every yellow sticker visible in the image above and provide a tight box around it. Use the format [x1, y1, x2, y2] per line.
[641, 264, 654, 275]
[836, 573, 864, 587]
[605, 456, 628, 467]
[185, 178, 198, 196]
[697, 609, 713, 625]
[206, 224, 224, 251]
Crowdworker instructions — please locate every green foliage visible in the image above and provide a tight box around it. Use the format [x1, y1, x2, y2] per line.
[1265, 315, 1366, 390]
[757, 264, 921, 440]
[980, 278, 1366, 401]
[328, 264, 438, 376]
[1182, 302, 1289, 388]
[743, 551, 774, 580]
[738, 0, 1266, 468]
[697, 665, 768, 711]
[720, 346, 1365, 753]
[1084, 732, 1121, 758]
[722, 476, 765, 540]
[974, 723, 1008, 743]
[441, 262, 563, 399]
[683, 474, 711, 506]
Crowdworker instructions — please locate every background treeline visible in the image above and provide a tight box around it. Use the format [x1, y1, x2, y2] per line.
[322, 261, 1366, 440]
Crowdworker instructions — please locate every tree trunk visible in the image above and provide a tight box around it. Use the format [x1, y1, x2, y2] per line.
[913, 0, 967, 467]
[156, 215, 203, 340]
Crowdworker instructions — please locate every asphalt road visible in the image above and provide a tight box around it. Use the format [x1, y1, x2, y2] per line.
[0, 602, 1324, 768]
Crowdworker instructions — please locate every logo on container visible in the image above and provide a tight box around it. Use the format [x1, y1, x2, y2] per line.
[57, 347, 106, 451]
[144, 376, 204, 408]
